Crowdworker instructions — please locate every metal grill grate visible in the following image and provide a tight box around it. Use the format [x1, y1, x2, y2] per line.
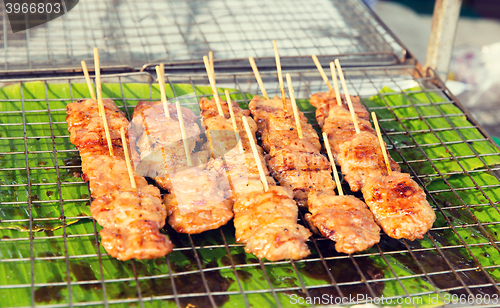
[0, 66, 500, 308]
[0, 0, 404, 73]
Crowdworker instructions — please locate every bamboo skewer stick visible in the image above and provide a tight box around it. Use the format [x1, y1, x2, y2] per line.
[322, 132, 343, 196]
[248, 57, 269, 100]
[93, 48, 114, 156]
[81, 60, 96, 100]
[155, 65, 170, 119]
[286, 73, 303, 139]
[272, 40, 287, 112]
[209, 51, 215, 76]
[120, 127, 136, 188]
[311, 55, 333, 92]
[242, 116, 269, 191]
[203, 56, 224, 117]
[334, 59, 360, 134]
[176, 100, 193, 167]
[371, 112, 392, 176]
[330, 62, 342, 107]
[225, 90, 244, 153]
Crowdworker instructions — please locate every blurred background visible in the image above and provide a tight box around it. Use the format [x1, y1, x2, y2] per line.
[368, 0, 500, 144]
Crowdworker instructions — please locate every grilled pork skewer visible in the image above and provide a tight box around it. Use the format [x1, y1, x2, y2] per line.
[247, 51, 379, 253]
[130, 100, 209, 190]
[234, 116, 311, 261]
[310, 59, 435, 240]
[362, 171, 436, 240]
[248, 94, 380, 253]
[198, 86, 311, 260]
[66, 98, 173, 260]
[248, 95, 335, 205]
[130, 100, 233, 234]
[304, 132, 380, 254]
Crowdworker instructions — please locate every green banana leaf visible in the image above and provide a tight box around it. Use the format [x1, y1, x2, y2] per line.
[0, 81, 499, 307]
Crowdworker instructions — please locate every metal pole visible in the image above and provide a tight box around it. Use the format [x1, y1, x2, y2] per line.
[424, 0, 463, 80]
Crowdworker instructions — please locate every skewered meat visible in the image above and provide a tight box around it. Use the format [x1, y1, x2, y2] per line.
[199, 96, 251, 122]
[310, 91, 369, 126]
[233, 186, 311, 261]
[130, 100, 234, 234]
[66, 98, 128, 148]
[249, 95, 321, 152]
[164, 159, 233, 234]
[248, 94, 381, 252]
[361, 172, 436, 240]
[337, 131, 400, 192]
[199, 98, 311, 260]
[66, 99, 173, 260]
[203, 114, 258, 157]
[306, 191, 380, 254]
[130, 101, 209, 190]
[310, 91, 434, 240]
[267, 139, 335, 205]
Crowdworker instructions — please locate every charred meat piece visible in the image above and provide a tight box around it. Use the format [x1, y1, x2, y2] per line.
[267, 139, 335, 206]
[306, 191, 380, 254]
[130, 101, 209, 190]
[362, 172, 436, 240]
[233, 186, 311, 261]
[337, 131, 400, 192]
[164, 159, 233, 234]
[66, 99, 173, 260]
[202, 114, 258, 157]
[66, 98, 129, 148]
[249, 95, 321, 152]
[310, 91, 369, 126]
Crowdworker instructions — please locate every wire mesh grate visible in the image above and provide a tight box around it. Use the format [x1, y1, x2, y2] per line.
[0, 66, 499, 307]
[0, 0, 404, 73]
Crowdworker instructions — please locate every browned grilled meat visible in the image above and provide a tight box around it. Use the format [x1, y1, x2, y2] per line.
[247, 95, 381, 252]
[307, 191, 380, 254]
[311, 91, 434, 239]
[66, 98, 129, 148]
[337, 131, 400, 192]
[362, 172, 436, 240]
[267, 139, 335, 206]
[66, 99, 173, 260]
[233, 186, 311, 261]
[130, 100, 209, 190]
[164, 159, 233, 234]
[199, 97, 251, 122]
[130, 100, 233, 234]
[310, 91, 369, 126]
[322, 105, 376, 157]
[202, 114, 258, 157]
[249, 95, 321, 152]
[199, 97, 311, 260]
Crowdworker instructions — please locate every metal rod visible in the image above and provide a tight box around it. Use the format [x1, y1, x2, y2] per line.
[424, 0, 463, 80]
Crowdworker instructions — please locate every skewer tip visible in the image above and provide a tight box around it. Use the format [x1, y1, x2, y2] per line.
[371, 112, 392, 176]
[242, 116, 269, 191]
[322, 132, 343, 195]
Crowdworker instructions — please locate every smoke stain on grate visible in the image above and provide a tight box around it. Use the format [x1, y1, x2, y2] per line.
[62, 155, 82, 180]
[70, 262, 102, 291]
[34, 284, 65, 303]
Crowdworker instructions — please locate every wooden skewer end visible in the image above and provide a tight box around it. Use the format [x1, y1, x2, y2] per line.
[242, 116, 268, 191]
[120, 126, 136, 188]
[176, 100, 193, 167]
[322, 132, 343, 195]
[371, 112, 392, 176]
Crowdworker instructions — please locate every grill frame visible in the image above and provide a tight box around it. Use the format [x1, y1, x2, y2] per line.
[0, 0, 407, 74]
[0, 66, 499, 307]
